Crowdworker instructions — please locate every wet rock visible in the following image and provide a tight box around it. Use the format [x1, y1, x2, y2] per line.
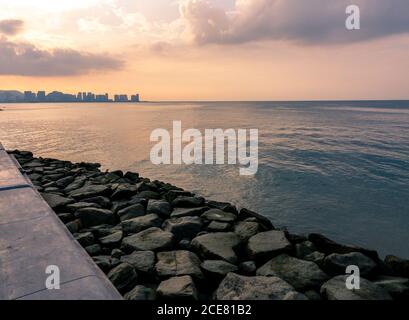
[157, 276, 198, 300]
[147, 199, 172, 218]
[124, 285, 156, 300]
[323, 252, 378, 278]
[246, 230, 292, 262]
[201, 260, 238, 281]
[201, 209, 236, 223]
[75, 207, 115, 227]
[207, 221, 231, 232]
[85, 244, 102, 256]
[41, 193, 74, 209]
[69, 184, 111, 200]
[171, 207, 208, 218]
[257, 254, 329, 291]
[171, 196, 205, 208]
[191, 232, 240, 264]
[384, 255, 409, 278]
[238, 261, 257, 276]
[121, 251, 155, 275]
[162, 216, 203, 241]
[121, 214, 162, 235]
[156, 251, 203, 279]
[234, 221, 260, 241]
[372, 276, 409, 299]
[118, 204, 145, 221]
[320, 276, 392, 300]
[239, 208, 274, 230]
[74, 232, 95, 247]
[121, 227, 174, 252]
[107, 263, 138, 294]
[100, 231, 123, 249]
[215, 273, 306, 300]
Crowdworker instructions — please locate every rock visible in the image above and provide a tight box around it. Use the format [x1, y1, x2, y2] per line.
[69, 184, 111, 200]
[111, 249, 124, 259]
[85, 244, 102, 256]
[234, 221, 260, 241]
[121, 214, 162, 235]
[165, 190, 193, 202]
[257, 254, 329, 291]
[124, 171, 139, 182]
[303, 290, 322, 301]
[121, 227, 174, 252]
[57, 213, 74, 223]
[64, 176, 87, 193]
[201, 209, 237, 223]
[157, 276, 198, 300]
[178, 239, 191, 251]
[41, 193, 74, 209]
[74, 232, 95, 247]
[295, 241, 317, 259]
[322, 252, 378, 278]
[246, 230, 292, 262]
[239, 261, 257, 276]
[384, 255, 409, 278]
[112, 197, 147, 214]
[118, 204, 145, 221]
[171, 196, 205, 208]
[137, 191, 160, 200]
[201, 260, 238, 281]
[121, 251, 156, 275]
[75, 207, 115, 227]
[147, 200, 172, 218]
[107, 263, 138, 294]
[207, 221, 231, 232]
[287, 233, 308, 244]
[66, 202, 100, 213]
[321, 276, 392, 300]
[65, 220, 82, 233]
[171, 207, 208, 218]
[308, 233, 379, 261]
[373, 276, 409, 299]
[124, 285, 156, 300]
[156, 251, 203, 279]
[206, 200, 237, 214]
[100, 231, 123, 249]
[215, 273, 306, 300]
[162, 216, 203, 241]
[191, 232, 240, 264]
[239, 208, 274, 230]
[44, 187, 61, 194]
[304, 252, 325, 265]
[93, 256, 114, 273]
[111, 184, 137, 200]
[55, 176, 75, 188]
[82, 196, 111, 209]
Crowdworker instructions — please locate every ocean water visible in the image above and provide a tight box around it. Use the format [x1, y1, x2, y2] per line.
[1, 101, 408, 258]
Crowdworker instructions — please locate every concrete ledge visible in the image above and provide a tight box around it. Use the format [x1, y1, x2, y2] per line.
[0, 146, 122, 300]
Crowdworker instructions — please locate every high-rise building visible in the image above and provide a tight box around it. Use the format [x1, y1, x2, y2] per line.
[37, 91, 46, 101]
[24, 91, 36, 102]
[131, 94, 140, 102]
[77, 92, 82, 101]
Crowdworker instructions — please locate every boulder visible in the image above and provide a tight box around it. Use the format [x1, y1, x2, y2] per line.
[41, 193, 74, 209]
[124, 171, 139, 182]
[66, 202, 100, 213]
[111, 184, 137, 200]
[157, 276, 198, 300]
[171, 196, 205, 208]
[234, 221, 260, 241]
[74, 232, 95, 247]
[156, 251, 203, 279]
[65, 220, 82, 233]
[82, 196, 111, 209]
[238, 208, 274, 230]
[295, 241, 317, 259]
[201, 209, 237, 223]
[162, 216, 203, 241]
[165, 190, 193, 202]
[256, 254, 329, 291]
[121, 214, 162, 235]
[137, 191, 160, 200]
[99, 231, 123, 249]
[111, 249, 124, 259]
[215, 273, 306, 300]
[147, 200, 172, 218]
[323, 252, 378, 277]
[207, 221, 231, 232]
[64, 176, 86, 193]
[107, 263, 138, 294]
[85, 244, 102, 256]
[206, 200, 237, 214]
[384, 255, 409, 278]
[55, 176, 75, 188]
[191, 232, 240, 264]
[239, 261, 257, 276]
[57, 213, 74, 224]
[171, 207, 208, 218]
[320, 276, 392, 300]
[373, 276, 409, 299]
[74, 207, 115, 227]
[246, 230, 292, 262]
[201, 260, 238, 281]
[124, 285, 156, 300]
[118, 204, 145, 221]
[69, 184, 111, 200]
[121, 227, 174, 252]
[121, 251, 156, 275]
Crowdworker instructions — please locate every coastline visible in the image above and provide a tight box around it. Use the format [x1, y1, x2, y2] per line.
[7, 149, 409, 300]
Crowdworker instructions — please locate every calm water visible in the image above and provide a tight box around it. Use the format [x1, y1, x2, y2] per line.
[1, 101, 408, 258]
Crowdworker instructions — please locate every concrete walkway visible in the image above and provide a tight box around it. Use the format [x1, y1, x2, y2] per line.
[0, 143, 122, 300]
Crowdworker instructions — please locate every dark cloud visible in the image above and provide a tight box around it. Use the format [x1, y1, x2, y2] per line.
[0, 19, 24, 35]
[181, 0, 409, 45]
[0, 38, 124, 76]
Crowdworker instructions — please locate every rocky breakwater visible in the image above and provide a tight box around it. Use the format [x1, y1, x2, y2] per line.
[8, 150, 409, 301]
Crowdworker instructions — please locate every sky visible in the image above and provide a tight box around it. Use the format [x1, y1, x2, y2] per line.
[0, 0, 409, 101]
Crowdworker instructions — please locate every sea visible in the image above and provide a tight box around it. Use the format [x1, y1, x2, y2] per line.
[1, 101, 408, 258]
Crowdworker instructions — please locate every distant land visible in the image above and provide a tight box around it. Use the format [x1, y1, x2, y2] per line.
[0, 90, 141, 103]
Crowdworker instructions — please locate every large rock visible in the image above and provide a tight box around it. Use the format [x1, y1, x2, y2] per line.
[201, 260, 238, 281]
[384, 255, 409, 278]
[69, 184, 111, 200]
[238, 208, 274, 230]
[157, 276, 198, 300]
[156, 251, 203, 279]
[215, 273, 306, 300]
[41, 193, 74, 209]
[55, 176, 75, 188]
[64, 176, 86, 193]
[124, 285, 156, 300]
[74, 207, 115, 227]
[206, 200, 237, 214]
[171, 196, 205, 208]
[147, 200, 172, 218]
[256, 254, 329, 291]
[117, 204, 145, 221]
[373, 276, 409, 299]
[162, 216, 203, 241]
[246, 230, 292, 262]
[111, 184, 137, 200]
[320, 276, 392, 300]
[99, 231, 123, 249]
[121, 251, 156, 275]
[65, 202, 100, 213]
[323, 252, 378, 277]
[309, 233, 379, 261]
[74, 232, 95, 247]
[107, 263, 138, 293]
[201, 209, 237, 223]
[171, 207, 208, 218]
[191, 232, 240, 264]
[121, 227, 174, 252]
[165, 190, 193, 202]
[207, 221, 231, 232]
[234, 221, 260, 241]
[121, 214, 162, 235]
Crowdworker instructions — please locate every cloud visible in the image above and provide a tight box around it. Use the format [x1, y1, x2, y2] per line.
[180, 0, 409, 45]
[0, 38, 124, 76]
[0, 19, 24, 35]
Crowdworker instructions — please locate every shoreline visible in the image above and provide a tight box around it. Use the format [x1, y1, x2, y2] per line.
[8, 150, 409, 300]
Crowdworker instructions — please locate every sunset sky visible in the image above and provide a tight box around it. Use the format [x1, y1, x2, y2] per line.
[0, 0, 409, 101]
